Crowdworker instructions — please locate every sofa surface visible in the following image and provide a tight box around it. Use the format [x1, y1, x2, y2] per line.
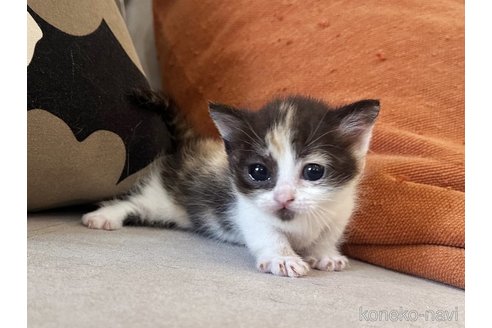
[28, 211, 464, 328]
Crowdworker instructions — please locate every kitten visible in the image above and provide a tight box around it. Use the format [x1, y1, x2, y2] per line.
[82, 91, 380, 278]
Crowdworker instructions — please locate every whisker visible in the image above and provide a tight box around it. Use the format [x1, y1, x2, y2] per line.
[305, 109, 329, 145]
[243, 119, 264, 145]
[304, 127, 339, 149]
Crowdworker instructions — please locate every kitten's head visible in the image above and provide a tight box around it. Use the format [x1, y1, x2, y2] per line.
[209, 95, 379, 221]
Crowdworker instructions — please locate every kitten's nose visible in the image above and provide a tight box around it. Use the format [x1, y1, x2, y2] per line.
[274, 185, 295, 208]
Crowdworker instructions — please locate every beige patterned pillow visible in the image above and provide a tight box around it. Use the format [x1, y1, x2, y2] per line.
[27, 0, 170, 210]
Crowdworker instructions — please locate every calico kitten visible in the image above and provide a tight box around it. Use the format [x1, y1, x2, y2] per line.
[82, 91, 380, 278]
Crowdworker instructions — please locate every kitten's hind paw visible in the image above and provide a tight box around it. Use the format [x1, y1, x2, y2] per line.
[257, 256, 310, 278]
[81, 212, 123, 231]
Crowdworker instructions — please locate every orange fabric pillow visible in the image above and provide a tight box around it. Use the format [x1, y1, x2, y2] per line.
[154, 0, 464, 288]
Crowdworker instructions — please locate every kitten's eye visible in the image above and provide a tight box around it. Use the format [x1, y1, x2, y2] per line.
[248, 164, 270, 181]
[302, 164, 324, 181]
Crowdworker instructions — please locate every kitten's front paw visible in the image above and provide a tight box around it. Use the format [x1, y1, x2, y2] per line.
[81, 212, 122, 231]
[306, 255, 349, 272]
[257, 256, 310, 278]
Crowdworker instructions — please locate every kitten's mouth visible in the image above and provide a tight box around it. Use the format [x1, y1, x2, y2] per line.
[277, 208, 295, 221]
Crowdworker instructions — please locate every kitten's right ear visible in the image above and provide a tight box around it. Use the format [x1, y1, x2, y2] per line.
[208, 102, 243, 141]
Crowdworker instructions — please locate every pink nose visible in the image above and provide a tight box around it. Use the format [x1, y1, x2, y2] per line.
[274, 186, 295, 207]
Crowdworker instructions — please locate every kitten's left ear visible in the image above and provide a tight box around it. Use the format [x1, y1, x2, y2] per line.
[337, 99, 380, 155]
[208, 102, 244, 141]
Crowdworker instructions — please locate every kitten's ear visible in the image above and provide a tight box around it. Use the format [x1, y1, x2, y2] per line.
[208, 102, 243, 141]
[337, 99, 380, 155]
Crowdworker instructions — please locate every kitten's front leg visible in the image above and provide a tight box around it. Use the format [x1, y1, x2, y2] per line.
[238, 215, 310, 277]
[303, 229, 349, 272]
[254, 234, 311, 278]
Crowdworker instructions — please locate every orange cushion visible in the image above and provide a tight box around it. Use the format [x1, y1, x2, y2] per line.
[154, 0, 464, 288]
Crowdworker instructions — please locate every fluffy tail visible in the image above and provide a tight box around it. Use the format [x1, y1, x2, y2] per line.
[128, 89, 194, 151]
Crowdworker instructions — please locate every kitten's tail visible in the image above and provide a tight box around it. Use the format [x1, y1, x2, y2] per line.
[128, 88, 194, 151]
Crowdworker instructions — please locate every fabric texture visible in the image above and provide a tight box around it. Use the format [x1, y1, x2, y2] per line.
[27, 0, 171, 210]
[153, 0, 464, 288]
[28, 212, 465, 328]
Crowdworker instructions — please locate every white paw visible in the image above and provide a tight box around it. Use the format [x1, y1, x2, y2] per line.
[257, 256, 310, 278]
[81, 212, 122, 231]
[306, 255, 349, 272]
